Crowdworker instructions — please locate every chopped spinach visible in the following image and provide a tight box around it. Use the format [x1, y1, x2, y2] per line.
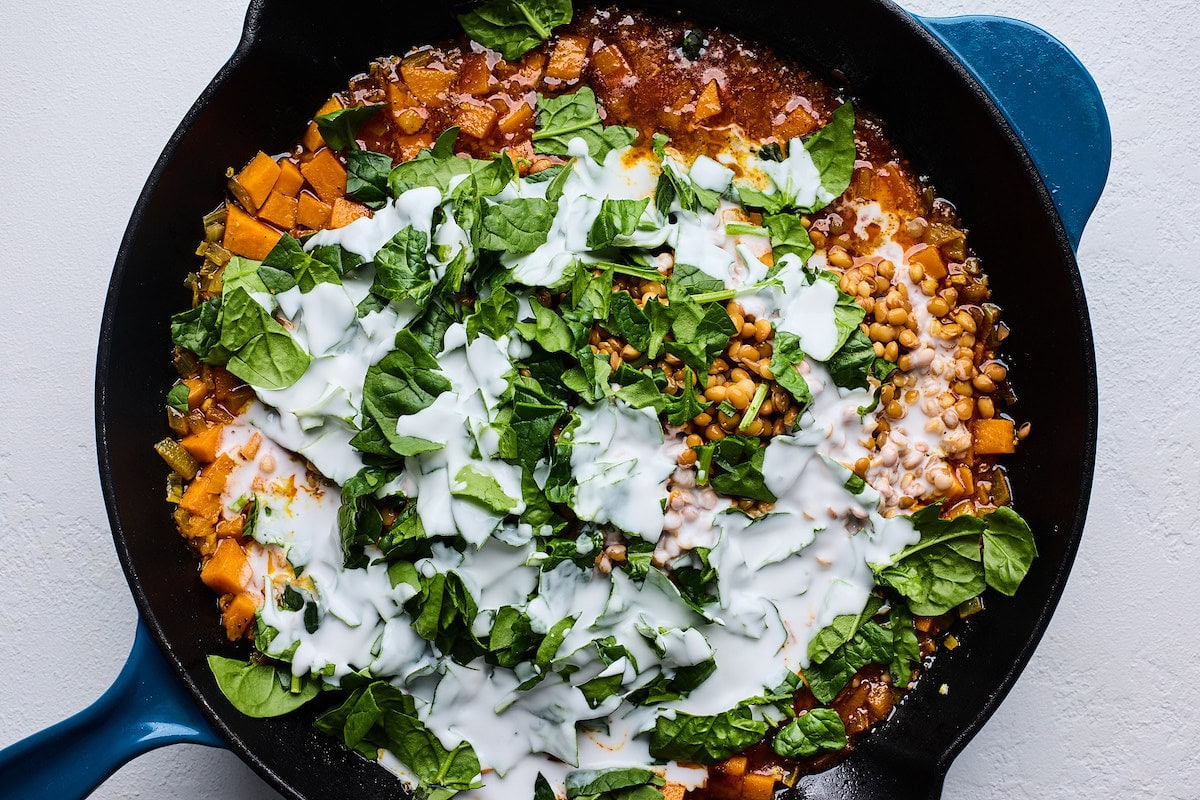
[458, 0, 573, 60]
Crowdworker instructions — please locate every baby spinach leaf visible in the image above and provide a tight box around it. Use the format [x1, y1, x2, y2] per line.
[803, 620, 896, 703]
[680, 29, 705, 61]
[826, 328, 894, 391]
[649, 705, 769, 763]
[655, 161, 694, 216]
[170, 297, 224, 361]
[467, 285, 520, 341]
[221, 256, 268, 297]
[346, 148, 394, 208]
[981, 506, 1037, 595]
[207, 656, 320, 718]
[709, 436, 776, 502]
[371, 226, 434, 305]
[808, 594, 884, 665]
[565, 767, 663, 798]
[262, 235, 342, 293]
[458, 0, 572, 60]
[511, 400, 565, 470]
[570, 265, 615, 320]
[532, 88, 638, 162]
[888, 605, 921, 687]
[359, 330, 452, 457]
[804, 102, 856, 206]
[874, 504, 988, 616]
[534, 773, 556, 800]
[479, 197, 557, 253]
[410, 571, 486, 665]
[667, 263, 725, 302]
[769, 330, 812, 407]
[516, 301, 580, 353]
[452, 464, 520, 513]
[166, 383, 190, 413]
[219, 288, 311, 390]
[338, 467, 389, 569]
[315, 681, 480, 793]
[488, 605, 542, 668]
[664, 299, 736, 375]
[587, 197, 650, 249]
[772, 708, 847, 758]
[764, 213, 814, 264]
[607, 290, 666, 358]
[314, 103, 386, 152]
[388, 128, 477, 196]
[665, 368, 707, 427]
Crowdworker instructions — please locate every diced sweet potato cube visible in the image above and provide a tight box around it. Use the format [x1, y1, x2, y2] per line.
[297, 192, 332, 229]
[455, 101, 499, 139]
[396, 107, 427, 135]
[741, 774, 776, 800]
[776, 103, 819, 140]
[201, 539, 252, 595]
[693, 79, 723, 123]
[235, 151, 282, 210]
[215, 515, 245, 539]
[300, 148, 347, 203]
[973, 418, 1016, 455]
[273, 159, 304, 197]
[223, 205, 282, 260]
[593, 45, 632, 88]
[222, 591, 259, 640]
[401, 56, 457, 108]
[497, 101, 534, 135]
[178, 512, 215, 541]
[197, 454, 235, 495]
[909, 244, 947, 281]
[257, 190, 298, 229]
[302, 97, 342, 152]
[182, 378, 207, 408]
[661, 784, 686, 800]
[329, 197, 371, 229]
[386, 80, 420, 109]
[180, 424, 225, 463]
[457, 53, 493, 95]
[718, 756, 748, 778]
[180, 479, 222, 521]
[546, 35, 588, 80]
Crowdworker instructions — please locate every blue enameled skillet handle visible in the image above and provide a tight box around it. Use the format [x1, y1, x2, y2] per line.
[0, 621, 221, 800]
[913, 14, 1112, 251]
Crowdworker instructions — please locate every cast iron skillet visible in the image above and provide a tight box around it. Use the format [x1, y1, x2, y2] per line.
[0, 1, 1109, 798]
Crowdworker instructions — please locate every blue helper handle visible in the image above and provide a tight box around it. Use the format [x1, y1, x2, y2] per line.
[0, 621, 222, 800]
[913, 14, 1112, 251]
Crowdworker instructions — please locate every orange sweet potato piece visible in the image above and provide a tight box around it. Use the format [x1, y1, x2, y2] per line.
[180, 424, 225, 464]
[257, 190, 298, 229]
[718, 756, 747, 778]
[546, 34, 588, 80]
[178, 513, 215, 541]
[329, 197, 371, 229]
[273, 159, 304, 197]
[694, 79, 723, 123]
[180, 479, 222, 521]
[457, 53, 492, 95]
[909, 244, 947, 281]
[201, 538, 252, 595]
[223, 205, 282, 260]
[973, 418, 1016, 455]
[741, 774, 776, 800]
[661, 784, 686, 800]
[183, 377, 207, 408]
[297, 192, 332, 229]
[215, 515, 245, 539]
[455, 101, 499, 139]
[235, 151, 282, 210]
[497, 101, 534, 135]
[222, 592, 259, 640]
[776, 103, 819, 140]
[300, 149, 347, 203]
[303, 97, 343, 152]
[401, 55, 457, 108]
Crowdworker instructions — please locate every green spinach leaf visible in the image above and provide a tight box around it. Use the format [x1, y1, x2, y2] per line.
[772, 708, 847, 758]
[346, 148, 394, 208]
[532, 88, 638, 163]
[314, 104, 386, 151]
[479, 198, 557, 253]
[371, 226, 434, 305]
[458, 0, 572, 60]
[648, 705, 769, 763]
[207, 656, 319, 718]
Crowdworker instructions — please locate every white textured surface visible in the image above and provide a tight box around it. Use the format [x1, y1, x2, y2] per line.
[0, 0, 1195, 797]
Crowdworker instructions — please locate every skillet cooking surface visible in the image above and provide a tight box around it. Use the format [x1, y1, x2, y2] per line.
[97, 1, 1097, 797]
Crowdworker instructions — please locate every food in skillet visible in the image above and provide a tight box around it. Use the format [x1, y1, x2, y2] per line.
[157, 3, 1036, 797]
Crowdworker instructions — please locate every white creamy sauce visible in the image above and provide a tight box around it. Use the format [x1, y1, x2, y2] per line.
[210, 130, 946, 798]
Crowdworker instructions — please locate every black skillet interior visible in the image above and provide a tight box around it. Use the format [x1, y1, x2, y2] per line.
[97, 1, 1096, 798]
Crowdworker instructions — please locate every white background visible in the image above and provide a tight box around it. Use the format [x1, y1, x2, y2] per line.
[1, 0, 1196, 797]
